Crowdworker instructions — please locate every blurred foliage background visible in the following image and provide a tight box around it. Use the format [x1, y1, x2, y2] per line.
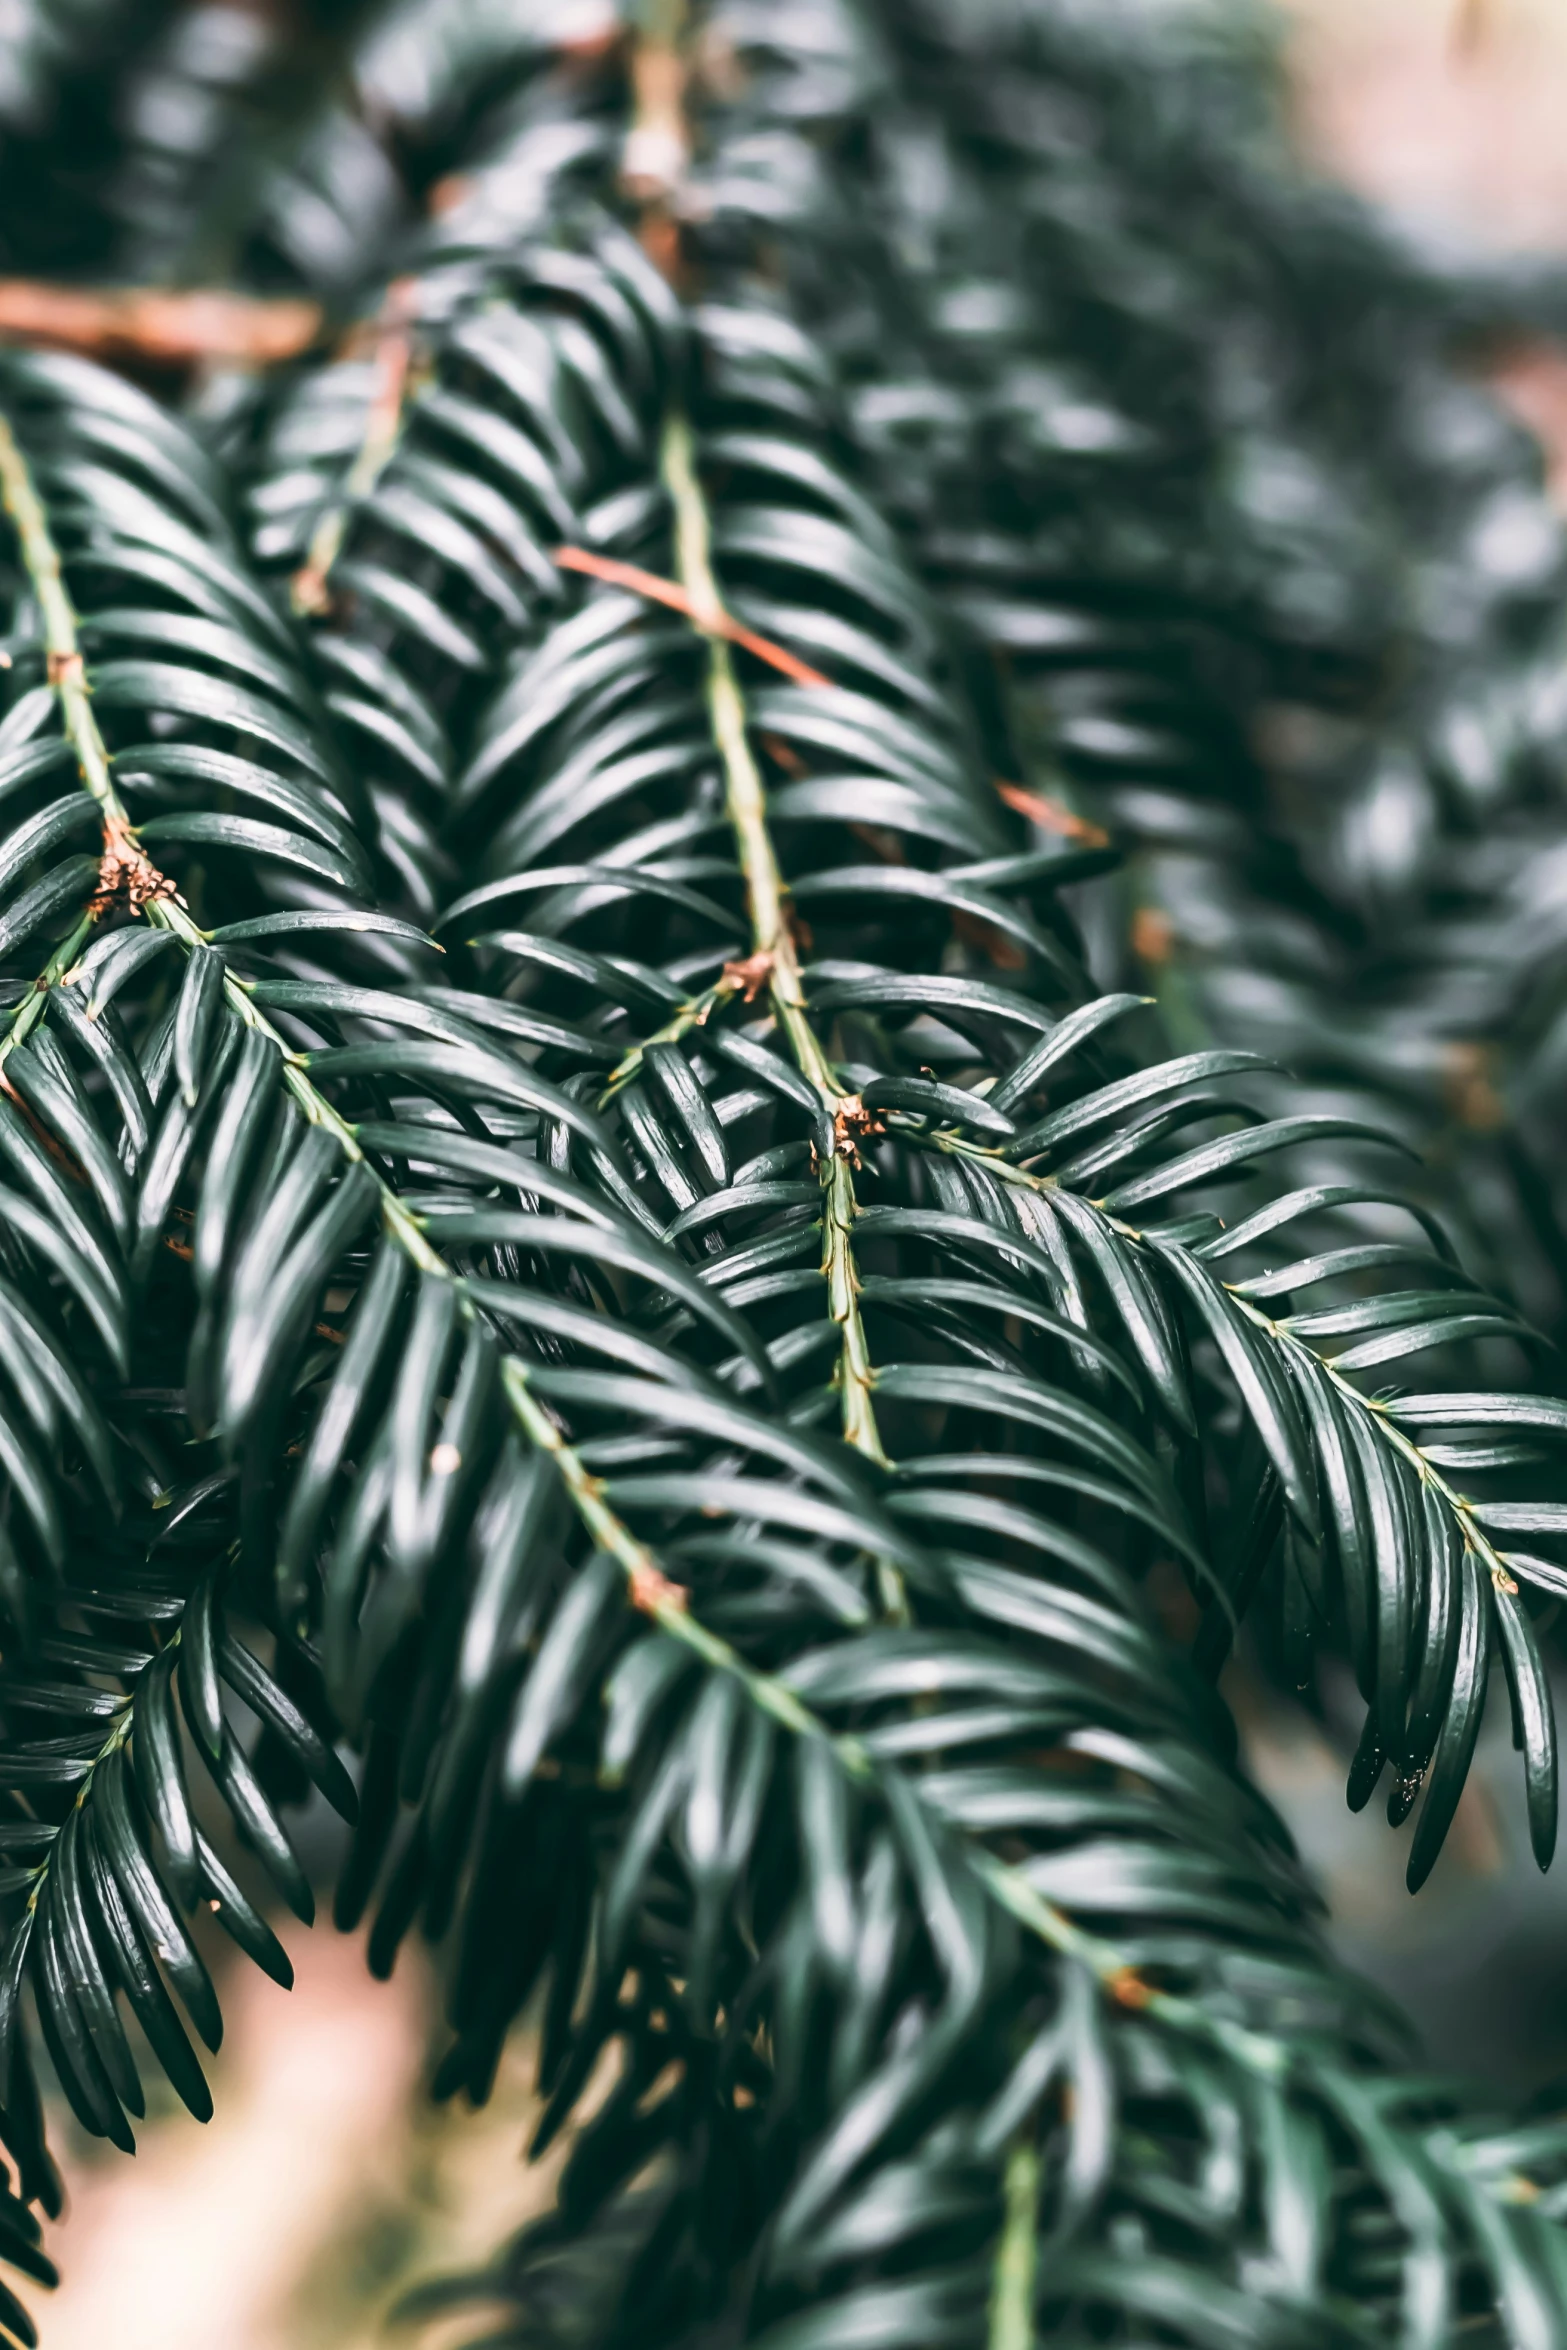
[1241, 0, 1567, 2120]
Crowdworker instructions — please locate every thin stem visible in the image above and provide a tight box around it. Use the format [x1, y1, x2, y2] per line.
[0, 416, 126, 828]
[554, 545, 829, 688]
[988, 2139, 1041, 2350]
[0, 908, 97, 1076]
[291, 282, 417, 619]
[600, 973, 740, 1100]
[0, 413, 179, 1060]
[661, 410, 890, 1474]
[24, 1704, 133, 1916]
[19, 1584, 200, 1909]
[1232, 1294, 1519, 1590]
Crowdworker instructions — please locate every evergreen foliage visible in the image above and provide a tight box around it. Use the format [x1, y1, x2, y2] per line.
[0, 3, 1563, 2345]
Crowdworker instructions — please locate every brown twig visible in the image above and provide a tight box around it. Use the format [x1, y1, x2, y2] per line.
[0, 282, 321, 368]
[0, 1070, 88, 1181]
[995, 778, 1110, 848]
[1443, 1039, 1508, 1132]
[554, 545, 831, 686]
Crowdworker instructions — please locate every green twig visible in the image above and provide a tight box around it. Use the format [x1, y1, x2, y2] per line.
[661, 410, 890, 1476]
[988, 2139, 1041, 2350]
[0, 416, 125, 829]
[0, 907, 97, 1076]
[291, 284, 417, 618]
[599, 973, 739, 1099]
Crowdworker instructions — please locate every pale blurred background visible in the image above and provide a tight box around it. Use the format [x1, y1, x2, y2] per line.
[36, 4, 1567, 2342]
[1288, 0, 1567, 254]
[1257, 0, 1567, 2102]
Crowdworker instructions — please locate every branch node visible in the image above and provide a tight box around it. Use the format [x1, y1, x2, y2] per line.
[1108, 1966, 1153, 2010]
[90, 820, 179, 918]
[832, 1094, 884, 1167]
[629, 1560, 689, 1617]
[290, 565, 335, 620]
[721, 950, 774, 1003]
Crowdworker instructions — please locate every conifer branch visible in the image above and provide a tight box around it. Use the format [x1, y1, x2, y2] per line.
[0, 9, 1562, 2335]
[4, 392, 1346, 2101]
